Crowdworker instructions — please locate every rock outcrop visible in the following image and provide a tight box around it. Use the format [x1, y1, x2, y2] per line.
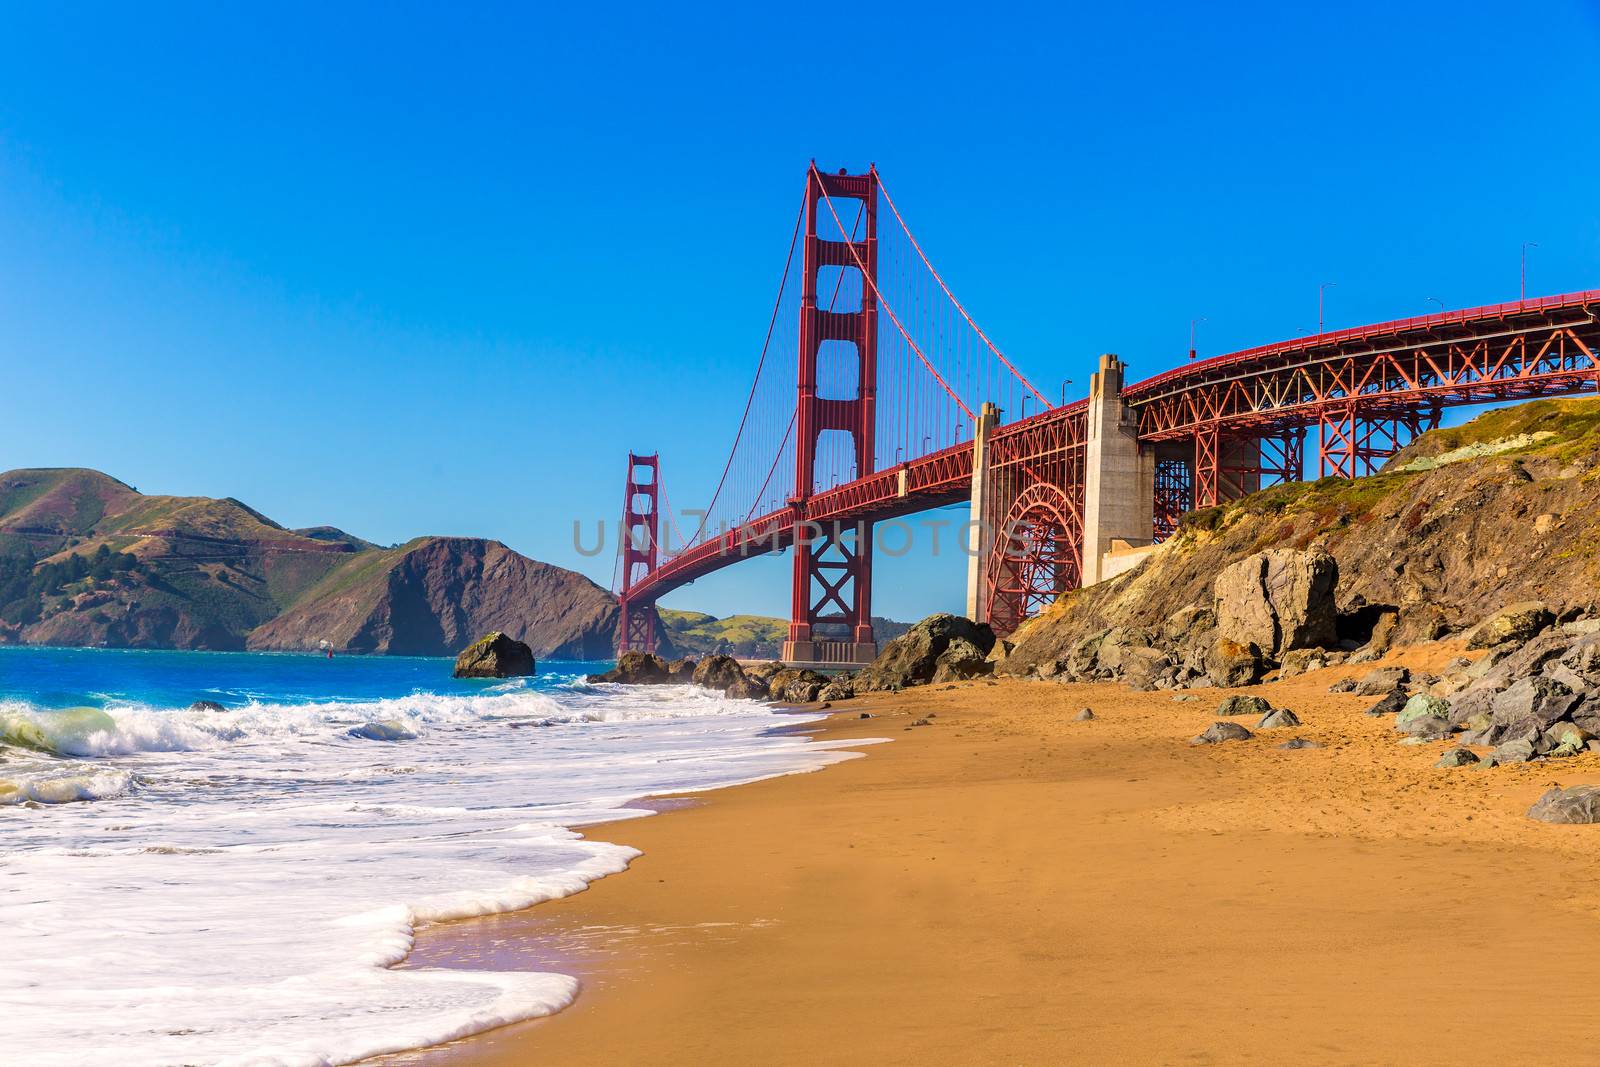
[851, 614, 997, 693]
[452, 632, 536, 678]
[1212, 549, 1338, 658]
[995, 397, 1600, 682]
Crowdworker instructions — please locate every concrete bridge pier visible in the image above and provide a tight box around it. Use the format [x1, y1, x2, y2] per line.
[964, 401, 1000, 622]
[1081, 354, 1155, 586]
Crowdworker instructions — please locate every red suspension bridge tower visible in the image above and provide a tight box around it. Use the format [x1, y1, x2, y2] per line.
[615, 452, 660, 653]
[784, 166, 880, 666]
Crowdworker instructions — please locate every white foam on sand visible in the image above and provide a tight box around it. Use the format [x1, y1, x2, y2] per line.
[0, 678, 863, 1066]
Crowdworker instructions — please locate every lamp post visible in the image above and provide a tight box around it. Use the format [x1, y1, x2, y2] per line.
[1426, 296, 1444, 313]
[1318, 282, 1337, 335]
[1189, 317, 1207, 360]
[1059, 378, 1073, 406]
[1521, 242, 1538, 301]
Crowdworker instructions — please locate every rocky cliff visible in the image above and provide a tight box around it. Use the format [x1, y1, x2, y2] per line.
[0, 468, 618, 656]
[248, 536, 618, 658]
[1001, 396, 1600, 676]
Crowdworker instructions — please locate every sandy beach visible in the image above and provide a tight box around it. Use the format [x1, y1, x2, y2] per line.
[383, 649, 1600, 1066]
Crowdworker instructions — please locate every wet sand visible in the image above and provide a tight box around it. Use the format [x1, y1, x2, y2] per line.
[381, 649, 1600, 1066]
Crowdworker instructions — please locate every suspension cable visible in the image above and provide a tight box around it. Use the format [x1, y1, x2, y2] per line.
[811, 163, 975, 422]
[877, 173, 1049, 407]
[685, 192, 807, 548]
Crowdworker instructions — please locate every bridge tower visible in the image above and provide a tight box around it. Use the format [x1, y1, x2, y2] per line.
[783, 166, 880, 667]
[616, 452, 660, 654]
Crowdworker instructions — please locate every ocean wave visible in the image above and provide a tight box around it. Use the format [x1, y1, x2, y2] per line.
[0, 767, 133, 805]
[0, 683, 763, 760]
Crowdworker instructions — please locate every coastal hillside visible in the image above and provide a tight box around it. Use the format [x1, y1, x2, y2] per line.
[0, 468, 618, 656]
[660, 609, 915, 659]
[247, 536, 618, 658]
[1002, 396, 1600, 674]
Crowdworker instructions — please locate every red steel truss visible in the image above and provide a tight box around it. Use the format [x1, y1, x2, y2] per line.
[1152, 454, 1191, 542]
[982, 406, 1087, 632]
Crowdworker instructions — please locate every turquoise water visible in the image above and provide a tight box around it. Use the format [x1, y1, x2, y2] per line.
[0, 644, 595, 710]
[0, 645, 859, 1066]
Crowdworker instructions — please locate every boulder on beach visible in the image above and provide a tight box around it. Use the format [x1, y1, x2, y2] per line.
[1207, 637, 1265, 688]
[767, 667, 829, 704]
[1212, 548, 1338, 658]
[452, 632, 536, 679]
[1074, 707, 1096, 721]
[1396, 693, 1451, 729]
[1436, 747, 1480, 768]
[1192, 721, 1252, 745]
[1215, 694, 1272, 717]
[854, 614, 995, 693]
[1353, 666, 1408, 696]
[1528, 785, 1600, 824]
[1257, 707, 1301, 729]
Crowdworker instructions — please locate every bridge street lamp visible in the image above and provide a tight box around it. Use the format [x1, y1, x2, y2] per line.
[1189, 317, 1207, 360]
[1318, 282, 1337, 336]
[1427, 297, 1444, 313]
[1059, 378, 1073, 406]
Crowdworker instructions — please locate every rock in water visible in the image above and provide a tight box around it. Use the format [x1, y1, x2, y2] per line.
[188, 700, 226, 713]
[588, 650, 669, 685]
[452, 632, 536, 678]
[1212, 548, 1338, 658]
[692, 654, 747, 692]
[1192, 721, 1252, 745]
[1528, 785, 1600, 824]
[348, 720, 418, 742]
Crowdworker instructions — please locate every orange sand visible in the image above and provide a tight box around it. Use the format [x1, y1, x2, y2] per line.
[380, 649, 1600, 1066]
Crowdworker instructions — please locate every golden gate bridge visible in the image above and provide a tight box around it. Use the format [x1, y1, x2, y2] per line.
[615, 163, 1600, 667]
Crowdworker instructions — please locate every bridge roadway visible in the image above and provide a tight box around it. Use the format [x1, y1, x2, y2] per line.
[630, 289, 1600, 621]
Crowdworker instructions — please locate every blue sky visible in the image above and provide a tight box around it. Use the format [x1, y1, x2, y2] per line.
[2, 2, 1598, 621]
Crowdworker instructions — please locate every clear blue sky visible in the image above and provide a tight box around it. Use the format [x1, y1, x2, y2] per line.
[3, 2, 1598, 621]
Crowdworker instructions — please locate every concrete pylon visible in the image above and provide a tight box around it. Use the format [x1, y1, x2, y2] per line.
[1080, 354, 1154, 586]
[964, 401, 1000, 622]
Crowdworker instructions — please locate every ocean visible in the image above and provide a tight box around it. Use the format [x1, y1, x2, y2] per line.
[0, 646, 860, 1066]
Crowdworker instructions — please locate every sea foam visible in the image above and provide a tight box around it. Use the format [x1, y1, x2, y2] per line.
[0, 665, 862, 1065]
